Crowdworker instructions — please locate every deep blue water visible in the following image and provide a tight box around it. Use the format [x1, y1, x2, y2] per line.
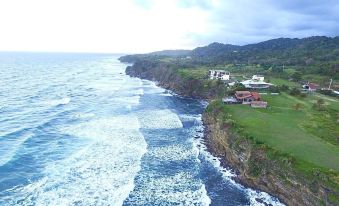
[0, 52, 283, 206]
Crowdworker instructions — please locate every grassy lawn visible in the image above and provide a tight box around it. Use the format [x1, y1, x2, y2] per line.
[176, 68, 209, 79]
[268, 77, 300, 87]
[221, 93, 339, 171]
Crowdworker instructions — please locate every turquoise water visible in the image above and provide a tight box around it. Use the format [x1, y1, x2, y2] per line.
[0, 52, 283, 206]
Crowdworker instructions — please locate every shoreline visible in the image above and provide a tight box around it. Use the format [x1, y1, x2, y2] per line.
[121, 59, 337, 206]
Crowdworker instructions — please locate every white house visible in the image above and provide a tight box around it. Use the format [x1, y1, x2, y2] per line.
[209, 70, 230, 80]
[241, 79, 274, 89]
[252, 75, 265, 81]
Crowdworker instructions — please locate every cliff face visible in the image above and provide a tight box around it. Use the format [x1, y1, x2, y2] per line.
[125, 60, 223, 99]
[203, 108, 334, 206]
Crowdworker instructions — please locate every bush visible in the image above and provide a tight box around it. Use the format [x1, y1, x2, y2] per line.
[278, 84, 290, 91]
[290, 88, 301, 96]
[313, 98, 326, 111]
[268, 86, 280, 93]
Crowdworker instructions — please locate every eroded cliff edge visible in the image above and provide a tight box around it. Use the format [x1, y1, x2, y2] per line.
[123, 60, 338, 206]
[203, 104, 334, 206]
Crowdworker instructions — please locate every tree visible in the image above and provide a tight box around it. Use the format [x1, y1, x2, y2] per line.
[292, 71, 302, 81]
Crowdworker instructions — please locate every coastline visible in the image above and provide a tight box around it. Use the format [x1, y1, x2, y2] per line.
[121, 59, 337, 206]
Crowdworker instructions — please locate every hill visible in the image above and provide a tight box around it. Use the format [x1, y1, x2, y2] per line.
[191, 36, 339, 77]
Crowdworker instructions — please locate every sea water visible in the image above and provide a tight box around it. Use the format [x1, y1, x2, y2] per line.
[0, 52, 284, 206]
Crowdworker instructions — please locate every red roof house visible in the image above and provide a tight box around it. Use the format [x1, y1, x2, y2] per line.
[235, 91, 261, 103]
[302, 83, 318, 92]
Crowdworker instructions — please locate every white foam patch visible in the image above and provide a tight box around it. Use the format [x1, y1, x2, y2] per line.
[127, 172, 211, 206]
[112, 96, 141, 107]
[194, 131, 237, 180]
[4, 116, 147, 206]
[138, 109, 183, 129]
[179, 114, 202, 122]
[247, 190, 285, 206]
[160, 92, 173, 96]
[148, 144, 196, 162]
[46, 97, 70, 106]
[64, 116, 141, 140]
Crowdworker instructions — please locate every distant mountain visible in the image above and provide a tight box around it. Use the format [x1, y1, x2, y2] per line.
[191, 36, 339, 66]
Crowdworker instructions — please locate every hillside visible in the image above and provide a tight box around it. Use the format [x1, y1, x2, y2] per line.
[120, 36, 339, 80]
[191, 36, 339, 78]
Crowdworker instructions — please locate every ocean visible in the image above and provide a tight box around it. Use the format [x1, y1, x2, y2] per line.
[0, 52, 283, 206]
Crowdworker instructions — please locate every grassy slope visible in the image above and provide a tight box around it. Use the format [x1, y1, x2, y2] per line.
[221, 93, 339, 171]
[171, 62, 339, 172]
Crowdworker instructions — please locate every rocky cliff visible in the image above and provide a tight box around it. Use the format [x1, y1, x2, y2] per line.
[125, 60, 224, 99]
[202, 106, 335, 206]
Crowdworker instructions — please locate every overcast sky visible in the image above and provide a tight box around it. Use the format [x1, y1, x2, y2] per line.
[0, 0, 338, 53]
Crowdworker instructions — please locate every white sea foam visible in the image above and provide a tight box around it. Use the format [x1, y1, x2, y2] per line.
[247, 190, 285, 206]
[138, 109, 183, 129]
[3, 116, 147, 206]
[46, 97, 70, 106]
[126, 172, 211, 206]
[148, 144, 196, 162]
[112, 96, 141, 106]
[160, 92, 173, 96]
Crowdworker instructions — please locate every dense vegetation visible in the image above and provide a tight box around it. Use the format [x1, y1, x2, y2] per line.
[191, 36, 339, 79]
[120, 36, 339, 81]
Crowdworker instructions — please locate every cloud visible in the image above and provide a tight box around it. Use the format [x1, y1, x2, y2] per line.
[0, 0, 337, 52]
[184, 0, 339, 45]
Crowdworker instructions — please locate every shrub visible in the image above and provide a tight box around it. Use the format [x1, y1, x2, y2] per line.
[313, 98, 326, 111]
[290, 88, 301, 96]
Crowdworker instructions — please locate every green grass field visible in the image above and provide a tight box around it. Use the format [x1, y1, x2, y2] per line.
[220, 93, 339, 171]
[268, 77, 300, 87]
[175, 68, 208, 80]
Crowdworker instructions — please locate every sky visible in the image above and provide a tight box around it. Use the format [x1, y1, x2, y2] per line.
[0, 0, 338, 53]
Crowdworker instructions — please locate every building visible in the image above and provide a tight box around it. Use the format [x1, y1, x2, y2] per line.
[235, 91, 261, 103]
[209, 70, 230, 80]
[240, 79, 274, 89]
[251, 101, 268, 108]
[252, 75, 265, 81]
[302, 83, 318, 92]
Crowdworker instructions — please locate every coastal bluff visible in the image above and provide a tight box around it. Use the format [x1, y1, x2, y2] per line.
[122, 58, 338, 206]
